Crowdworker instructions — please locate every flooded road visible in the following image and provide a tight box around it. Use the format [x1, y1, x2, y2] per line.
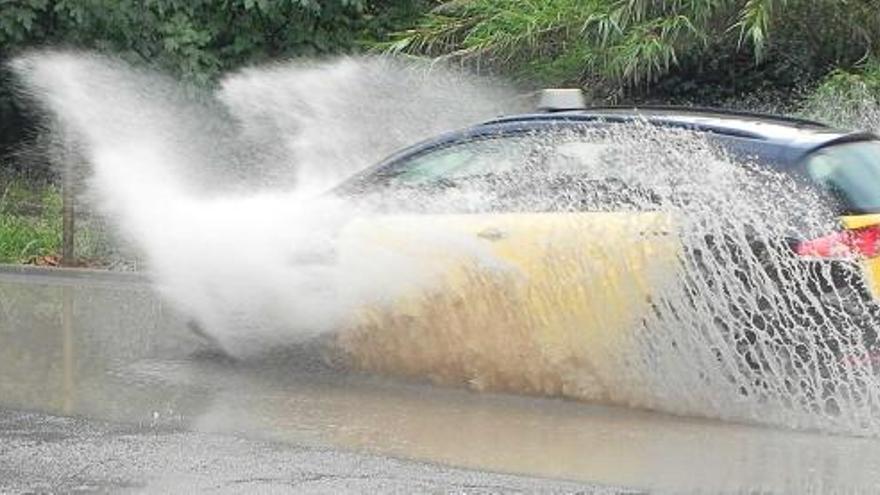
[2, 269, 880, 494]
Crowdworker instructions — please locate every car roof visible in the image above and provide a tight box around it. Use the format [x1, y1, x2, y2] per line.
[336, 106, 879, 194]
[481, 106, 876, 155]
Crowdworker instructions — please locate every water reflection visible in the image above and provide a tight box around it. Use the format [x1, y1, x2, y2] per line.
[1, 271, 879, 494]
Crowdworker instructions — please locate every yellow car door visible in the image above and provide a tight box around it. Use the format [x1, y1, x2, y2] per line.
[335, 133, 681, 401]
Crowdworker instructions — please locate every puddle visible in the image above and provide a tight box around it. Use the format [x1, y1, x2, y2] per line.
[2, 272, 880, 493]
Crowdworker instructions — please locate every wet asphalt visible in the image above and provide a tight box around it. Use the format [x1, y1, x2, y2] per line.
[0, 409, 617, 494]
[0, 267, 617, 493]
[3, 266, 880, 494]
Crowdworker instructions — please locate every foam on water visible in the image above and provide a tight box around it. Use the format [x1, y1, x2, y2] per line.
[12, 50, 880, 435]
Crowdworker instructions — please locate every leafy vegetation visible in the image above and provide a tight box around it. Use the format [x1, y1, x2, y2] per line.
[0, 0, 429, 266]
[799, 61, 880, 130]
[0, 171, 124, 265]
[0, 0, 429, 159]
[389, 0, 880, 101]
[3, 0, 880, 267]
[1, 0, 429, 79]
[0, 175, 61, 263]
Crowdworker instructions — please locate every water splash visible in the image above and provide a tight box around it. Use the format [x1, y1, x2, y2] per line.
[218, 58, 524, 193]
[336, 126, 880, 435]
[13, 50, 880, 436]
[12, 51, 519, 356]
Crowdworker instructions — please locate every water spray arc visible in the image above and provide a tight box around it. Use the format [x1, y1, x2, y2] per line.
[13, 50, 880, 437]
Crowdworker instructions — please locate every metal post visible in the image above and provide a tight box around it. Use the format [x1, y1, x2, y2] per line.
[61, 161, 75, 267]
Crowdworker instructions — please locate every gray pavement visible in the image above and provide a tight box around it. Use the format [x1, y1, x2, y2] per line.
[0, 409, 616, 494]
[4, 267, 880, 494]
[0, 268, 620, 493]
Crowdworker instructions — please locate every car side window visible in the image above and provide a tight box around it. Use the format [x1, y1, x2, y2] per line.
[384, 135, 537, 187]
[353, 130, 667, 213]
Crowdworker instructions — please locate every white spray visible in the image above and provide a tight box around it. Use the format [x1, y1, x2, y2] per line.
[12, 51, 520, 355]
[14, 50, 880, 436]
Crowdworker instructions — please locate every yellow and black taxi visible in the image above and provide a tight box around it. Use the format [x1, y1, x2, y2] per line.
[330, 90, 880, 398]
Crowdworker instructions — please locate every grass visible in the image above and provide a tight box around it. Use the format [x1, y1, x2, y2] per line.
[0, 177, 63, 264]
[0, 173, 135, 268]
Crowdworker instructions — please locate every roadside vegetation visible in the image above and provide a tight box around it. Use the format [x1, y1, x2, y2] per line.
[389, 0, 880, 103]
[2, 0, 880, 267]
[0, 170, 114, 266]
[0, 174, 61, 264]
[801, 62, 880, 128]
[0, 0, 427, 267]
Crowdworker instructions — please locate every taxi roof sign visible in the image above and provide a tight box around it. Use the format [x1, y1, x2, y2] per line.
[537, 89, 586, 112]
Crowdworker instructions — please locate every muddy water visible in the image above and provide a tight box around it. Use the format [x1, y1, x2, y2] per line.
[1, 270, 880, 494]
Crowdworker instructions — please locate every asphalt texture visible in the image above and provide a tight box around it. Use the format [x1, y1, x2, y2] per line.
[4, 266, 880, 494]
[0, 409, 620, 494]
[0, 267, 620, 494]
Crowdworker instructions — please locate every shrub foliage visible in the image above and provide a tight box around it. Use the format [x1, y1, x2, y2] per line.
[389, 0, 880, 101]
[0, 0, 427, 157]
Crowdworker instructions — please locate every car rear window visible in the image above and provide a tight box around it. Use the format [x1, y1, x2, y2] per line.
[805, 140, 880, 214]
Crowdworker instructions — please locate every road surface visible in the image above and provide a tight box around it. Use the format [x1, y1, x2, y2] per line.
[2, 266, 880, 493]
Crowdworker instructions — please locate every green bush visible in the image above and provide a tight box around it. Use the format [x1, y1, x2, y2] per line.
[0, 0, 430, 170]
[0, 177, 61, 263]
[0, 172, 123, 265]
[390, 0, 880, 101]
[799, 62, 880, 130]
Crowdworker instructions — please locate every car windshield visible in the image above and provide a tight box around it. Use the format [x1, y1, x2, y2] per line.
[805, 140, 880, 214]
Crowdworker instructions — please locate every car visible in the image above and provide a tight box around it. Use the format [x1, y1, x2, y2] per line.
[327, 90, 880, 407]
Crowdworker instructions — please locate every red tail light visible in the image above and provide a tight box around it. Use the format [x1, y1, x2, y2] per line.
[795, 225, 880, 259]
